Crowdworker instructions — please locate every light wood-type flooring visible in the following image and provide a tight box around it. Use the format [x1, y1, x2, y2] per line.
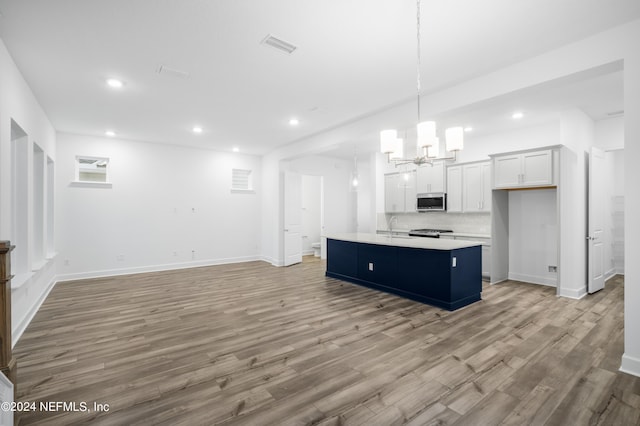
[13, 257, 640, 425]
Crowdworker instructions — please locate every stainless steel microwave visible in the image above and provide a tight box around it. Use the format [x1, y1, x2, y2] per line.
[417, 193, 446, 212]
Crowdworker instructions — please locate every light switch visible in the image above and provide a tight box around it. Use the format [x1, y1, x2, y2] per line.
[452, 257, 457, 267]
[369, 262, 374, 271]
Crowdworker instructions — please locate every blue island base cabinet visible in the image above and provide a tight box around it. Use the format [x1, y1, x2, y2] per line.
[326, 238, 482, 311]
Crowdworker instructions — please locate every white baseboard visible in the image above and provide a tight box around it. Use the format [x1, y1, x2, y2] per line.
[508, 272, 557, 288]
[13, 275, 57, 347]
[605, 269, 617, 282]
[261, 255, 283, 267]
[558, 286, 587, 300]
[56, 255, 263, 282]
[620, 353, 640, 378]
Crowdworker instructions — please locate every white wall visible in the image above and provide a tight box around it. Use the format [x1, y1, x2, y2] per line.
[558, 109, 595, 299]
[56, 132, 262, 280]
[0, 39, 57, 344]
[508, 189, 558, 286]
[595, 117, 625, 277]
[595, 116, 624, 150]
[459, 121, 561, 163]
[301, 175, 321, 255]
[356, 160, 374, 233]
[623, 43, 640, 377]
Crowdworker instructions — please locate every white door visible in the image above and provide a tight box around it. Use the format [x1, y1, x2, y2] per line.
[284, 171, 302, 266]
[588, 147, 606, 293]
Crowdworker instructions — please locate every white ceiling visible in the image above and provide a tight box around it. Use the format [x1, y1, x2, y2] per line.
[0, 0, 637, 156]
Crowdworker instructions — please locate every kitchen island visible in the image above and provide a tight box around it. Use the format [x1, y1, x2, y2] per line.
[325, 233, 482, 311]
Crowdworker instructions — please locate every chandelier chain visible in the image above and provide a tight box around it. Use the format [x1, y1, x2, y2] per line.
[416, 0, 421, 124]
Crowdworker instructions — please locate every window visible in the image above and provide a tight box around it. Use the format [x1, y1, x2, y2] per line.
[231, 168, 253, 192]
[75, 156, 110, 184]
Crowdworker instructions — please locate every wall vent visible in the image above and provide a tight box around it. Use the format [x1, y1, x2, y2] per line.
[232, 169, 252, 191]
[261, 34, 297, 54]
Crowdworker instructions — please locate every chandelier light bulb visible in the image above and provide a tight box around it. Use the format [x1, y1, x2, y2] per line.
[445, 127, 464, 152]
[380, 129, 398, 154]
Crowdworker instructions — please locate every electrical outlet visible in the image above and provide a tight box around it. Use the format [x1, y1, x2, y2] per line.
[116, 254, 125, 262]
[368, 262, 374, 271]
[64, 259, 70, 266]
[548, 265, 557, 272]
[452, 257, 457, 267]
[173, 251, 178, 257]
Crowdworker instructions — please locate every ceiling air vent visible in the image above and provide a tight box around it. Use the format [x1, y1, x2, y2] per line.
[261, 34, 297, 54]
[156, 65, 190, 79]
[607, 110, 624, 117]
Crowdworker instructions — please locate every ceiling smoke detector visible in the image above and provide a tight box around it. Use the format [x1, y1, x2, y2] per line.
[261, 34, 297, 54]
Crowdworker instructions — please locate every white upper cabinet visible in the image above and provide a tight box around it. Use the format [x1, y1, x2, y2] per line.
[446, 166, 463, 213]
[417, 161, 445, 194]
[463, 161, 491, 212]
[385, 171, 417, 213]
[522, 150, 553, 186]
[493, 149, 553, 189]
[404, 171, 417, 212]
[384, 173, 402, 213]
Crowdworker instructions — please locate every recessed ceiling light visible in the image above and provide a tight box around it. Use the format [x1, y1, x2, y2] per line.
[512, 112, 524, 120]
[106, 78, 124, 89]
[192, 126, 203, 134]
[464, 127, 473, 132]
[232, 147, 240, 153]
[289, 118, 299, 126]
[105, 130, 116, 137]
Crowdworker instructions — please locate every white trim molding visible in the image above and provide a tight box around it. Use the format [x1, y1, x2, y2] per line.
[620, 353, 640, 378]
[557, 286, 587, 300]
[56, 256, 263, 282]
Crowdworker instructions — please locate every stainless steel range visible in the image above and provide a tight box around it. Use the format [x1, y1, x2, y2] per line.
[408, 228, 454, 238]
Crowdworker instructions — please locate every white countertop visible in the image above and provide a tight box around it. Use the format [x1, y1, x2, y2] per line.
[448, 232, 491, 239]
[326, 233, 482, 250]
[376, 230, 491, 239]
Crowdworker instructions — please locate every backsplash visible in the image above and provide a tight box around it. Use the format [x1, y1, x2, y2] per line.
[377, 212, 491, 235]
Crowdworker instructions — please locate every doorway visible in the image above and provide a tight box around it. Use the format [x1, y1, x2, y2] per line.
[283, 172, 324, 266]
[301, 175, 323, 257]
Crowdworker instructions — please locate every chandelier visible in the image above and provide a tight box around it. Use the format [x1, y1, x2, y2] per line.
[380, 0, 464, 166]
